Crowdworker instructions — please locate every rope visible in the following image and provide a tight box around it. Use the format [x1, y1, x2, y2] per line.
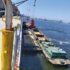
[32, 0, 37, 18]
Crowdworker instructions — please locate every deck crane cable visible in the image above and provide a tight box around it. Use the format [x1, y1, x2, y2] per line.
[32, 0, 37, 18]
[13, 0, 28, 6]
[33, 0, 37, 7]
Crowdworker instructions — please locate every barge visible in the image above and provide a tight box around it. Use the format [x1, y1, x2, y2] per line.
[27, 26, 70, 66]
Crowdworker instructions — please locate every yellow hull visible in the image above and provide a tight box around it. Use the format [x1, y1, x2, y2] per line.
[1, 29, 14, 70]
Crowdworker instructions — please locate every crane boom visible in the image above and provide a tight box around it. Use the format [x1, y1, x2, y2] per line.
[14, 0, 28, 6]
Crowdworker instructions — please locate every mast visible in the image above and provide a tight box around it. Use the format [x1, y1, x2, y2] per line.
[2, 0, 13, 29]
[1, 0, 14, 70]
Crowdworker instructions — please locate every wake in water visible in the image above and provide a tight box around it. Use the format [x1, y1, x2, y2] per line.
[49, 38, 70, 45]
[38, 28, 66, 34]
[38, 28, 70, 45]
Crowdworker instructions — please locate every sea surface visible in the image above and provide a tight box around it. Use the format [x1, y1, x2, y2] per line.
[20, 19, 70, 70]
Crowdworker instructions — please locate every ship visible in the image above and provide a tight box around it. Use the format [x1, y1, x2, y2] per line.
[0, 0, 22, 70]
[27, 26, 70, 66]
[0, 0, 70, 70]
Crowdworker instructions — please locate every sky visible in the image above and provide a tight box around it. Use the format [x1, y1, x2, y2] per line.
[12, 0, 70, 22]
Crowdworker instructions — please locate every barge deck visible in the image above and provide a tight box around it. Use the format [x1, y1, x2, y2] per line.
[21, 28, 42, 53]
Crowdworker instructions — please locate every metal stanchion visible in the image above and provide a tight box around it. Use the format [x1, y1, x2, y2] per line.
[1, 29, 14, 70]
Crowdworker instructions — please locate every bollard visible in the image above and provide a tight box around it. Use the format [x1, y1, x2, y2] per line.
[1, 29, 14, 70]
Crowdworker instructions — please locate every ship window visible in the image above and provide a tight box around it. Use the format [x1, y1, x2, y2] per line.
[0, 13, 4, 17]
[36, 34, 44, 37]
[47, 44, 55, 47]
[51, 54, 67, 59]
[45, 40, 50, 42]
[33, 28, 39, 32]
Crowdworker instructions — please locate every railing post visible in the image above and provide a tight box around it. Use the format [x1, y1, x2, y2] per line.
[1, 29, 14, 70]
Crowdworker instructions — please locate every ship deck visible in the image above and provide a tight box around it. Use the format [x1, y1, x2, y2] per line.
[21, 28, 42, 53]
[19, 27, 43, 70]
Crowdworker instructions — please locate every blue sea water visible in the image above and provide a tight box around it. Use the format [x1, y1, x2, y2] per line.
[35, 19, 70, 59]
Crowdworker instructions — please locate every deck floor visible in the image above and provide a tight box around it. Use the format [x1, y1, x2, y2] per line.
[20, 28, 42, 70]
[21, 28, 42, 53]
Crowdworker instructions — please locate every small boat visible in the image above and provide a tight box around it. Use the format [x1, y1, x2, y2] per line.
[28, 27, 70, 66]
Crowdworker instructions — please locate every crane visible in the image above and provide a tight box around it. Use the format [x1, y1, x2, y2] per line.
[13, 0, 28, 6]
[1, 0, 29, 70]
[1, 0, 37, 70]
[2, 0, 28, 30]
